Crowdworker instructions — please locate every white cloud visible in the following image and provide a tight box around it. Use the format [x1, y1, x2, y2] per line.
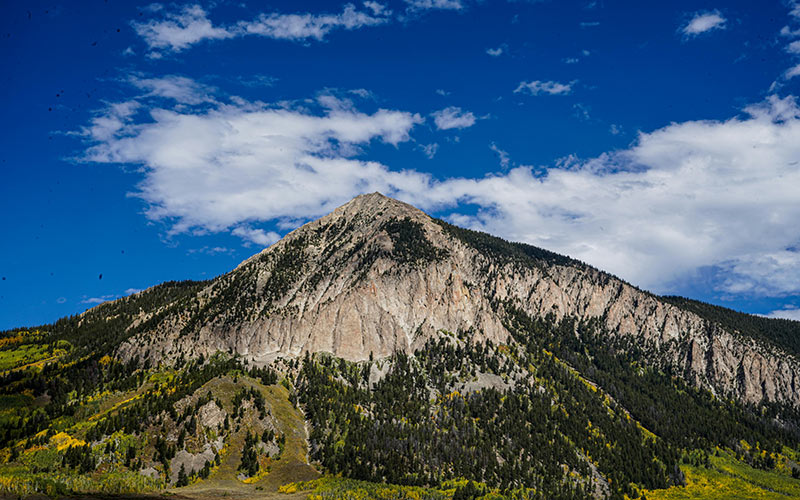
[788, 40, 800, 54]
[405, 0, 463, 10]
[130, 75, 216, 104]
[486, 47, 503, 57]
[133, 3, 391, 54]
[432, 106, 477, 130]
[564, 57, 579, 64]
[791, 1, 800, 20]
[82, 84, 800, 297]
[419, 143, 439, 159]
[765, 306, 800, 321]
[514, 80, 574, 96]
[435, 89, 451, 96]
[133, 4, 233, 53]
[83, 101, 140, 142]
[787, 63, 800, 79]
[681, 10, 726, 37]
[239, 3, 390, 41]
[364, 1, 389, 16]
[420, 95, 800, 296]
[124, 288, 143, 295]
[781, 25, 800, 37]
[232, 227, 282, 246]
[187, 246, 233, 255]
[83, 85, 424, 237]
[81, 295, 116, 305]
[489, 142, 510, 169]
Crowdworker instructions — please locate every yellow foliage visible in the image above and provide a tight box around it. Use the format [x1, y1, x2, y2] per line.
[51, 432, 87, 451]
[279, 482, 299, 493]
[99, 355, 114, 366]
[641, 451, 800, 500]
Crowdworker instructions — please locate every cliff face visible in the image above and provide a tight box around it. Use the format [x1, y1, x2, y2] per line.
[116, 193, 800, 407]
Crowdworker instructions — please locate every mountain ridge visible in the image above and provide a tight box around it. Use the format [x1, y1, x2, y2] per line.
[99, 192, 800, 407]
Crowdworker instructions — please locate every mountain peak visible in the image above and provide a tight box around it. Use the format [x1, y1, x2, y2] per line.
[115, 195, 800, 408]
[330, 192, 428, 223]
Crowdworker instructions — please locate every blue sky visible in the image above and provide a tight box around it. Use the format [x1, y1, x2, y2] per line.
[3, 0, 800, 329]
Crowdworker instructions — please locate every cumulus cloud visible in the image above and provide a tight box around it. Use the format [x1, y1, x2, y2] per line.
[133, 3, 391, 54]
[681, 10, 726, 37]
[423, 95, 800, 296]
[765, 306, 800, 321]
[432, 106, 477, 130]
[82, 83, 424, 242]
[82, 81, 800, 297]
[514, 80, 574, 96]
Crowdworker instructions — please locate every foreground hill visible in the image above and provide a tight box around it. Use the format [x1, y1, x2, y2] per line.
[1, 193, 800, 499]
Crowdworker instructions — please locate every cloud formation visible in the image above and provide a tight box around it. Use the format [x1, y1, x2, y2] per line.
[489, 143, 510, 169]
[82, 80, 800, 297]
[766, 306, 800, 321]
[514, 80, 574, 96]
[405, 0, 463, 10]
[231, 227, 282, 246]
[681, 10, 726, 37]
[780, 3, 800, 81]
[432, 106, 477, 130]
[130, 74, 216, 104]
[430, 96, 800, 296]
[83, 80, 425, 241]
[133, 3, 391, 54]
[133, 4, 233, 53]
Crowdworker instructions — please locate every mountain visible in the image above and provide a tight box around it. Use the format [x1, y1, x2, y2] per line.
[2, 192, 800, 500]
[109, 192, 799, 407]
